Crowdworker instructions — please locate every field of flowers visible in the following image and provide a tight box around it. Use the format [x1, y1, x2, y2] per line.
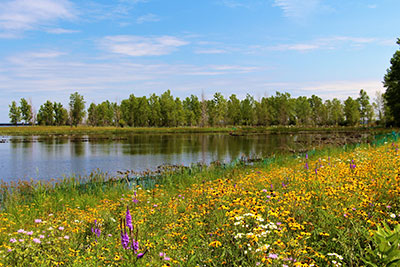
[0, 140, 399, 266]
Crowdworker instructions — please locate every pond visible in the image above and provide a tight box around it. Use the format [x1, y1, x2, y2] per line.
[0, 131, 375, 182]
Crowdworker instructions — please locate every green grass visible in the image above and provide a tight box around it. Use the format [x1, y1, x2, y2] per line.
[0, 125, 391, 136]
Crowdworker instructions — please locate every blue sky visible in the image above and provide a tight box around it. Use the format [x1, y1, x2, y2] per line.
[0, 0, 399, 122]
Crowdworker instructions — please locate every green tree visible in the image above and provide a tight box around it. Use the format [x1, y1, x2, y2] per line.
[330, 98, 344, 126]
[373, 91, 386, 125]
[255, 97, 272, 126]
[295, 96, 312, 126]
[344, 97, 360, 126]
[269, 92, 294, 125]
[183, 95, 201, 126]
[37, 100, 54, 125]
[240, 94, 255, 125]
[227, 94, 241, 125]
[9, 101, 21, 124]
[358, 89, 374, 125]
[210, 93, 227, 126]
[174, 97, 185, 127]
[383, 38, 400, 126]
[53, 102, 68, 125]
[159, 90, 176, 127]
[69, 92, 86, 126]
[308, 95, 324, 126]
[148, 94, 162, 127]
[87, 103, 98, 126]
[135, 97, 149, 127]
[20, 98, 33, 124]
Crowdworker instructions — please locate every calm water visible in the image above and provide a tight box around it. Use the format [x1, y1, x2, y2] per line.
[0, 132, 371, 182]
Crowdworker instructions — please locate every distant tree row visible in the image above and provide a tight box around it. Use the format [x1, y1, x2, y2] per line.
[9, 92, 86, 126]
[9, 89, 389, 127]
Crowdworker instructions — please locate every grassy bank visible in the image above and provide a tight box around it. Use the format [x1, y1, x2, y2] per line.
[0, 138, 399, 266]
[0, 125, 389, 136]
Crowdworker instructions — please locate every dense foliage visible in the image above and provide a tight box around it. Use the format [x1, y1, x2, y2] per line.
[384, 38, 400, 126]
[9, 90, 383, 127]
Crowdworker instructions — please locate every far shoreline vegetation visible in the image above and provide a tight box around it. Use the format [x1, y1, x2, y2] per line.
[5, 89, 393, 130]
[0, 125, 396, 136]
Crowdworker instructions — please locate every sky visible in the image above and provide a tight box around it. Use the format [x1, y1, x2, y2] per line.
[0, 0, 399, 122]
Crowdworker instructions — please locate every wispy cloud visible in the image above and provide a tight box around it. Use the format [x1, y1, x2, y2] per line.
[367, 4, 377, 9]
[195, 49, 228, 54]
[136, 13, 160, 24]
[219, 0, 247, 8]
[101, 35, 189, 56]
[298, 80, 384, 99]
[45, 28, 79, 34]
[273, 0, 320, 19]
[267, 36, 377, 52]
[0, 0, 76, 36]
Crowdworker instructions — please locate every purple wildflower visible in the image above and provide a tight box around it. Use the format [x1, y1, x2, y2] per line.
[137, 252, 145, 259]
[131, 239, 139, 252]
[305, 162, 309, 170]
[26, 231, 33, 236]
[34, 219, 42, 223]
[133, 192, 139, 204]
[9, 238, 16, 243]
[91, 220, 101, 239]
[33, 238, 41, 244]
[121, 231, 130, 249]
[305, 154, 308, 159]
[126, 206, 133, 231]
[269, 253, 278, 259]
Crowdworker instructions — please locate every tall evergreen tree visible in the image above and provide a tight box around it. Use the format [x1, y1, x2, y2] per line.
[383, 38, 400, 126]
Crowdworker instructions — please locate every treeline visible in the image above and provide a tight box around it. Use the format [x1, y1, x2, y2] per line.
[9, 89, 389, 127]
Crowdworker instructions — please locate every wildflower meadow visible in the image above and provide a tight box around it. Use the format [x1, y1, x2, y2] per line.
[0, 139, 399, 266]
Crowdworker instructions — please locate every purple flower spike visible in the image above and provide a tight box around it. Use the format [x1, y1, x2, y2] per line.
[126, 206, 133, 231]
[121, 231, 129, 249]
[305, 154, 308, 159]
[131, 239, 139, 252]
[315, 168, 318, 175]
[305, 162, 309, 170]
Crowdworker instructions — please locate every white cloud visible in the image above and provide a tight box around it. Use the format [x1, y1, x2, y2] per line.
[273, 0, 320, 19]
[267, 36, 377, 52]
[296, 80, 384, 99]
[136, 13, 160, 24]
[102, 35, 189, 56]
[195, 49, 228, 54]
[0, 0, 75, 35]
[367, 4, 377, 9]
[46, 28, 79, 34]
[219, 0, 247, 8]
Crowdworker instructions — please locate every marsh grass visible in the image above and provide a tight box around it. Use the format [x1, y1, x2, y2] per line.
[0, 125, 389, 136]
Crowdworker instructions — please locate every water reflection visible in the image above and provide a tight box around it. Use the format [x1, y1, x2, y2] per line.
[0, 132, 376, 182]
